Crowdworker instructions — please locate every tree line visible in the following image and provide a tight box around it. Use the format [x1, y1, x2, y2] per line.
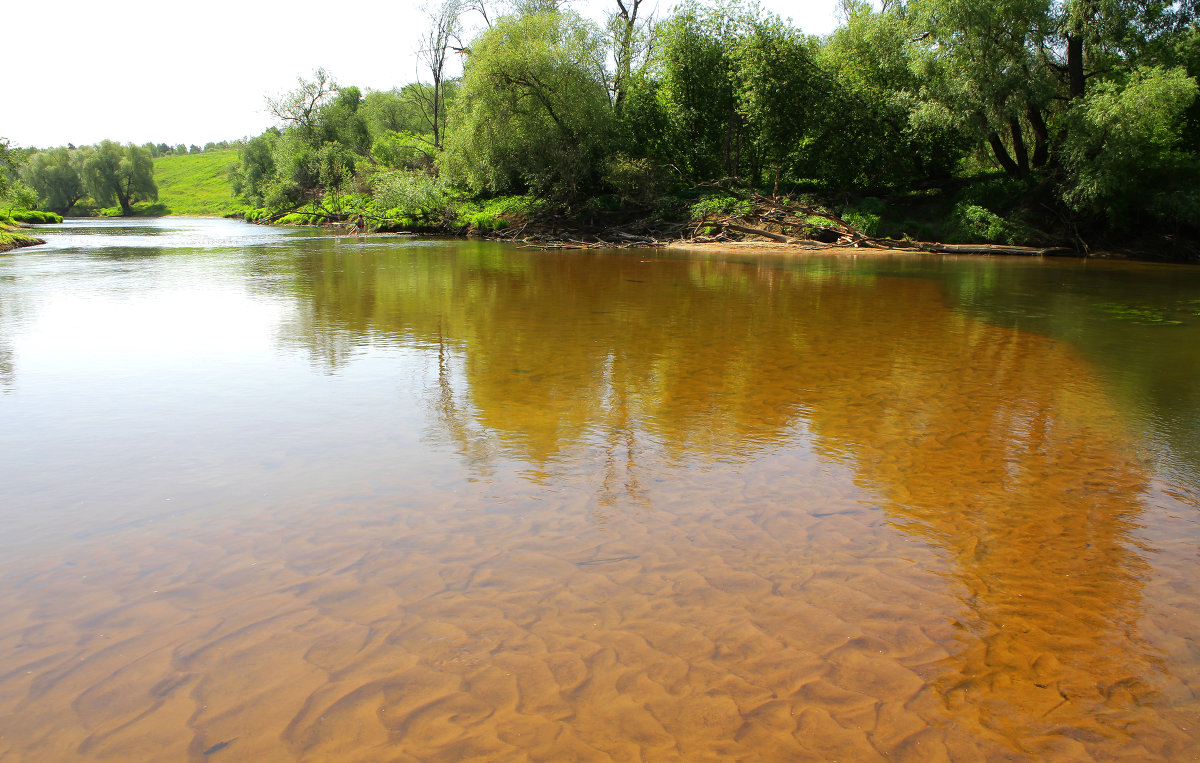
[1, 140, 162, 216]
[6, 0, 1199, 241]
[229, 0, 1199, 239]
[2, 137, 251, 217]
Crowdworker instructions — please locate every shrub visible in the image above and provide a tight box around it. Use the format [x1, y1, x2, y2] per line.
[840, 196, 886, 237]
[9, 210, 63, 224]
[602, 154, 665, 202]
[947, 203, 1012, 243]
[370, 171, 448, 222]
[453, 195, 545, 231]
[687, 192, 753, 220]
[276, 213, 324, 226]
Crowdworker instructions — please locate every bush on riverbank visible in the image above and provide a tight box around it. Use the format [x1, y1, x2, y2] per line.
[8, 210, 62, 224]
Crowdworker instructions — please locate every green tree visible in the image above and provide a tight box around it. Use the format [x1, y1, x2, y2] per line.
[21, 147, 88, 214]
[230, 131, 279, 207]
[0, 138, 12, 199]
[442, 9, 614, 197]
[650, 3, 743, 179]
[267, 68, 339, 138]
[732, 14, 828, 186]
[815, 2, 968, 186]
[1059, 65, 1198, 225]
[318, 85, 372, 155]
[361, 88, 422, 138]
[908, 0, 1058, 177]
[83, 141, 158, 215]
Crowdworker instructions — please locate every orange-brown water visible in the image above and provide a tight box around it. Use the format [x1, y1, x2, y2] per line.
[2, 221, 1200, 760]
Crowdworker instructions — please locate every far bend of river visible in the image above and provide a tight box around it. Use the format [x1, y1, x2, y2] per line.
[3, 217, 1200, 761]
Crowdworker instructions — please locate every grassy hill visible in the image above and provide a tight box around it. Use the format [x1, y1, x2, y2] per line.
[153, 150, 239, 216]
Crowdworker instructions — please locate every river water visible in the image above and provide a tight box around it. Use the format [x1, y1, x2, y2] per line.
[2, 217, 1200, 760]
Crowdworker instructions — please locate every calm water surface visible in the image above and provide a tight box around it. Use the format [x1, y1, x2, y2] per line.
[2, 217, 1200, 760]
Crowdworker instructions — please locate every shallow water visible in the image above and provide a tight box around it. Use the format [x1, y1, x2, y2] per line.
[2, 218, 1200, 760]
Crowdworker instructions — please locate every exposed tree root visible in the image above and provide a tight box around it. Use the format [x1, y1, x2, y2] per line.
[484, 180, 1076, 256]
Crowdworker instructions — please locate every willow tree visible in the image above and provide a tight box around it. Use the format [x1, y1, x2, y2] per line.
[441, 9, 613, 197]
[816, 1, 968, 187]
[909, 0, 1197, 177]
[908, 0, 1058, 177]
[83, 141, 157, 216]
[21, 147, 88, 214]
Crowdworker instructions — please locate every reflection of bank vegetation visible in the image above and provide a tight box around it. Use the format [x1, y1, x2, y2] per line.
[268, 245, 1176, 750]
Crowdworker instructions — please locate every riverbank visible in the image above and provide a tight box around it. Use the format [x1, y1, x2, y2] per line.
[245, 177, 1200, 263]
[0, 227, 46, 253]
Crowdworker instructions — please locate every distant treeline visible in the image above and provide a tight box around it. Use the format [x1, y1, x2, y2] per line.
[0, 139, 243, 217]
[145, 141, 239, 157]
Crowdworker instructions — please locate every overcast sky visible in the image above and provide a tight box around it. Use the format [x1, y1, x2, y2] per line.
[5, 0, 843, 150]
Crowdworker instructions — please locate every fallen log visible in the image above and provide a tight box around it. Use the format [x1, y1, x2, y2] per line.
[900, 242, 1073, 256]
[722, 223, 801, 244]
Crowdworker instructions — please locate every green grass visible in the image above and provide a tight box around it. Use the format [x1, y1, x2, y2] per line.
[153, 150, 239, 216]
[0, 227, 45, 253]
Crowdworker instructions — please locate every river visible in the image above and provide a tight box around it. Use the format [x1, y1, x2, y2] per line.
[2, 217, 1199, 760]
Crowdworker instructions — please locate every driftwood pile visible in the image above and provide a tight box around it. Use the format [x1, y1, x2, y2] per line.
[485, 182, 1071, 257]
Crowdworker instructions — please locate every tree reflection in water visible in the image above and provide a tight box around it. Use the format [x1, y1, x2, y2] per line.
[270, 244, 1193, 754]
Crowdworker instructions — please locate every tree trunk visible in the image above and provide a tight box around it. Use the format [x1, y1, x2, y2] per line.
[987, 132, 1021, 175]
[1027, 105, 1050, 168]
[1009, 117, 1030, 177]
[1067, 34, 1085, 99]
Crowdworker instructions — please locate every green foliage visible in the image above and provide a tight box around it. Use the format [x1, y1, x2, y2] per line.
[1, 180, 38, 214]
[687, 192, 753, 220]
[21, 147, 88, 214]
[947, 202, 1014, 243]
[441, 11, 614, 198]
[230, 131, 278, 208]
[0, 137, 11, 198]
[83, 141, 158, 216]
[841, 197, 887, 237]
[651, 4, 742, 180]
[731, 14, 826, 180]
[276, 212, 325, 226]
[95, 202, 168, 217]
[454, 195, 546, 230]
[814, 4, 972, 186]
[601, 154, 664, 202]
[8, 210, 63, 224]
[370, 130, 433, 170]
[1059, 66, 1199, 227]
[370, 171, 449, 220]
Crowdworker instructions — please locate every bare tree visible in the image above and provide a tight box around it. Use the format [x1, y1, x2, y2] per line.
[463, 0, 492, 27]
[609, 0, 651, 111]
[414, 0, 466, 151]
[266, 68, 339, 136]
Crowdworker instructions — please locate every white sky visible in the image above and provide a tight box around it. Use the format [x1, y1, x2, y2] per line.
[5, 0, 843, 150]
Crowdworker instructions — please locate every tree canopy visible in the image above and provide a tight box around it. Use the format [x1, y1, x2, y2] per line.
[204, 0, 1200, 241]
